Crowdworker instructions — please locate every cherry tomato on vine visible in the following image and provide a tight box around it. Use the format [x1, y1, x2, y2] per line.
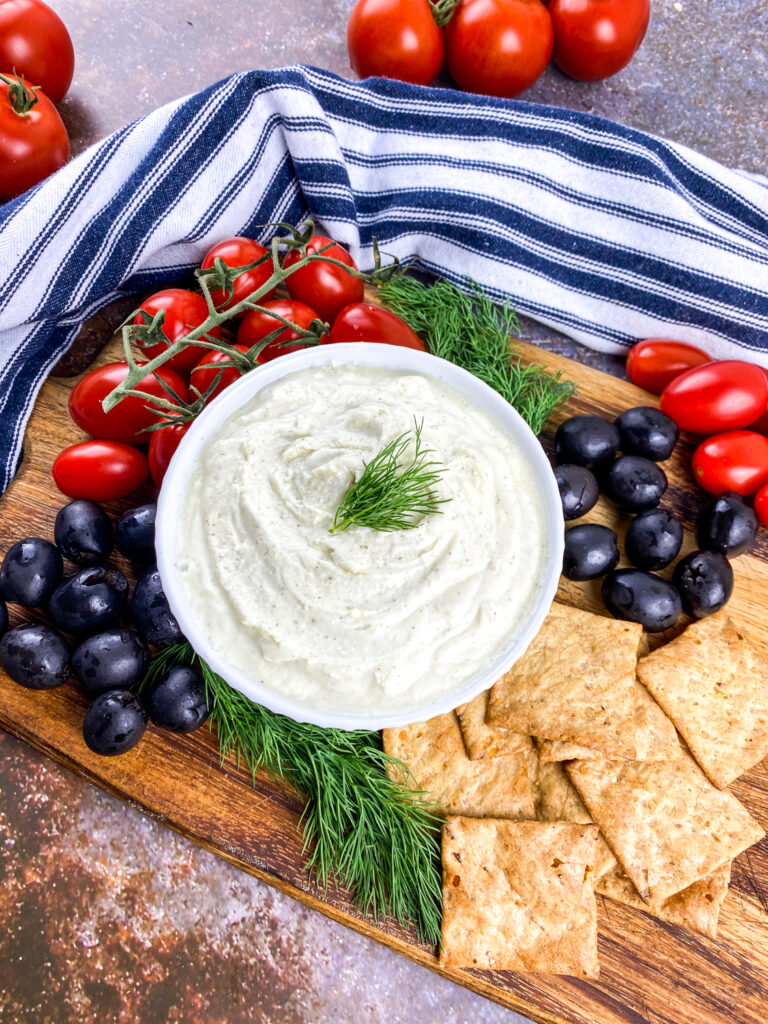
[692, 431, 768, 497]
[549, 0, 650, 82]
[0, 72, 69, 201]
[347, 0, 445, 86]
[0, 0, 75, 104]
[444, 0, 553, 99]
[149, 423, 190, 486]
[660, 361, 768, 435]
[134, 289, 223, 375]
[283, 236, 364, 324]
[53, 442, 149, 501]
[237, 299, 321, 362]
[190, 345, 249, 403]
[200, 237, 274, 315]
[69, 362, 189, 445]
[754, 482, 768, 529]
[326, 303, 426, 351]
[625, 339, 710, 395]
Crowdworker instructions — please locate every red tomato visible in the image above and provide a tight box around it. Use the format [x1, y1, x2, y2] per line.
[0, 0, 75, 104]
[0, 72, 69, 201]
[747, 367, 768, 435]
[53, 441, 149, 501]
[754, 482, 768, 529]
[200, 237, 275, 315]
[237, 299, 321, 362]
[625, 339, 710, 395]
[660, 361, 768, 434]
[347, 0, 445, 86]
[134, 289, 223, 374]
[190, 345, 249, 403]
[692, 431, 768, 497]
[283, 236, 364, 323]
[69, 362, 189, 445]
[549, 0, 650, 81]
[326, 303, 426, 351]
[149, 423, 190, 486]
[444, 0, 553, 99]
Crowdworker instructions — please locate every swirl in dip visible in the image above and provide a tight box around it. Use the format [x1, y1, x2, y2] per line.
[174, 363, 550, 716]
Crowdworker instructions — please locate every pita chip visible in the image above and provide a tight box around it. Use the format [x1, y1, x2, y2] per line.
[455, 690, 533, 760]
[637, 613, 768, 788]
[633, 680, 685, 762]
[440, 817, 601, 977]
[382, 712, 535, 820]
[567, 756, 764, 903]
[488, 603, 640, 759]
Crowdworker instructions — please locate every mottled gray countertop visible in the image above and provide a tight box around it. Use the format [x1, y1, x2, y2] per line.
[1, 1, 767, 1021]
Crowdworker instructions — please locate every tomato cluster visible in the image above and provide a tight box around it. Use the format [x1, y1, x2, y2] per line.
[626, 339, 768, 531]
[346, 0, 650, 99]
[0, 0, 74, 201]
[53, 230, 426, 502]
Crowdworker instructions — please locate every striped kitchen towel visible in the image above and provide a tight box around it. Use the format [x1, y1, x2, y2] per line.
[1, 64, 767, 495]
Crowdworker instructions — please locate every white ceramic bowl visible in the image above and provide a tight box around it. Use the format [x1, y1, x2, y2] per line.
[156, 343, 563, 730]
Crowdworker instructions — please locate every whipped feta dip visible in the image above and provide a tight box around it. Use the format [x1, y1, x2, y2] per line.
[174, 363, 550, 716]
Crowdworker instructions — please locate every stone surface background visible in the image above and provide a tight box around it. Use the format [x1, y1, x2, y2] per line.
[1, 1, 767, 1021]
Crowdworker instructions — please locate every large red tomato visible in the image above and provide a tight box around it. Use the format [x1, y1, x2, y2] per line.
[53, 442, 149, 501]
[283, 236, 364, 323]
[549, 0, 650, 82]
[692, 431, 768, 497]
[190, 345, 249, 403]
[237, 299, 321, 362]
[747, 367, 768, 435]
[326, 303, 426, 350]
[0, 0, 74, 104]
[0, 72, 69, 200]
[625, 339, 710, 395]
[347, 0, 445, 86]
[200, 237, 275, 315]
[133, 289, 223, 374]
[660, 361, 768, 435]
[69, 362, 189, 445]
[444, 0, 553, 99]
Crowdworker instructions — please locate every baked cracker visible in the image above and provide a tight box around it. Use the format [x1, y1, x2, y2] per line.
[487, 603, 640, 759]
[537, 738, 603, 763]
[567, 756, 764, 903]
[455, 690, 533, 760]
[382, 712, 535, 819]
[596, 859, 731, 940]
[636, 612, 768, 788]
[633, 680, 685, 762]
[440, 817, 601, 977]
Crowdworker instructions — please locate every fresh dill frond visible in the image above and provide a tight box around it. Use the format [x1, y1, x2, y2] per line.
[378, 276, 575, 434]
[142, 644, 443, 945]
[330, 420, 450, 534]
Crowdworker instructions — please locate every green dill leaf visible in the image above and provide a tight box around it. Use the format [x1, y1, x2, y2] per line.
[331, 419, 450, 534]
[378, 276, 575, 434]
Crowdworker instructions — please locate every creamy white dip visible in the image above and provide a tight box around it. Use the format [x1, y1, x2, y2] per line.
[175, 364, 549, 716]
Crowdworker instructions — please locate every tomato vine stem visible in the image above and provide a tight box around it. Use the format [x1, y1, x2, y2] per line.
[0, 72, 40, 116]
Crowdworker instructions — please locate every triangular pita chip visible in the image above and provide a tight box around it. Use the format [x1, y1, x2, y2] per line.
[455, 690, 533, 760]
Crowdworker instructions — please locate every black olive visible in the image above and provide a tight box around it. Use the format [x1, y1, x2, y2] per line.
[602, 569, 681, 632]
[147, 666, 210, 733]
[115, 504, 157, 565]
[553, 465, 599, 521]
[0, 599, 7, 636]
[132, 567, 183, 648]
[695, 493, 757, 558]
[54, 500, 113, 565]
[563, 524, 619, 580]
[625, 509, 684, 571]
[0, 622, 70, 689]
[615, 406, 679, 462]
[0, 538, 63, 607]
[48, 566, 129, 635]
[673, 550, 734, 619]
[554, 415, 619, 472]
[72, 629, 151, 693]
[602, 455, 668, 512]
[82, 691, 147, 756]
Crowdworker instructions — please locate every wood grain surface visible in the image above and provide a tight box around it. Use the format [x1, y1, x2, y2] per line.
[1, 331, 767, 1024]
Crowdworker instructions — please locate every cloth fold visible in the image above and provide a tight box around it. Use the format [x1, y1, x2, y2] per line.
[1, 65, 767, 494]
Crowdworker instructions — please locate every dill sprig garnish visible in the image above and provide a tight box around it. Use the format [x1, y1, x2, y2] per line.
[330, 420, 449, 534]
[378, 276, 575, 434]
[142, 644, 443, 945]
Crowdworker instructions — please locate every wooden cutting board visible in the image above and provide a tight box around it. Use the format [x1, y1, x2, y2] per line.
[1, 329, 767, 1024]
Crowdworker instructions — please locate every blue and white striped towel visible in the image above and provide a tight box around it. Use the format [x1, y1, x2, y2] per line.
[1, 65, 767, 495]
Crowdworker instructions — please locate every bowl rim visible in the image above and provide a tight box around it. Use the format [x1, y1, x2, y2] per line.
[156, 342, 563, 731]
